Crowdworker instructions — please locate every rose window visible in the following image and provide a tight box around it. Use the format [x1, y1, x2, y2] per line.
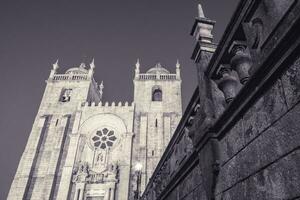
[91, 128, 117, 149]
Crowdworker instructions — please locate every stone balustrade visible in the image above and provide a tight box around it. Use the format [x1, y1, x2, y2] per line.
[52, 73, 89, 81]
[138, 74, 177, 80]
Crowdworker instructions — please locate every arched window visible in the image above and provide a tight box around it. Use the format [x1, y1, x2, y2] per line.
[60, 88, 72, 102]
[152, 87, 162, 101]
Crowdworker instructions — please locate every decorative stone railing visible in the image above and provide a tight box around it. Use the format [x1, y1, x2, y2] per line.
[141, 0, 300, 199]
[52, 74, 89, 81]
[138, 74, 177, 80]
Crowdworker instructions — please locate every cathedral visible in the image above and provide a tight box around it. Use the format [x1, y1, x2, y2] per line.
[8, 60, 182, 200]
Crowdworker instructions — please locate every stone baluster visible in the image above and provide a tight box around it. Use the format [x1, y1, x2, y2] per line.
[216, 65, 239, 104]
[229, 41, 252, 84]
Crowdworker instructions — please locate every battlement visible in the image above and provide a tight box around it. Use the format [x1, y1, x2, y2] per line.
[138, 73, 177, 80]
[79, 101, 135, 111]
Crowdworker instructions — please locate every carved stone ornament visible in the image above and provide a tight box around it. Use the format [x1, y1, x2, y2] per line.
[229, 41, 252, 84]
[216, 66, 239, 103]
[72, 161, 90, 183]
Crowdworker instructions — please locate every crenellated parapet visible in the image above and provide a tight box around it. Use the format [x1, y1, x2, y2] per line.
[79, 101, 135, 112]
[79, 101, 134, 108]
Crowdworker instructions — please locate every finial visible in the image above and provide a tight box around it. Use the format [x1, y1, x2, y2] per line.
[90, 58, 95, 69]
[176, 59, 180, 68]
[156, 63, 162, 68]
[191, 3, 215, 44]
[135, 59, 140, 78]
[176, 59, 181, 79]
[52, 59, 59, 70]
[135, 58, 140, 70]
[198, 4, 205, 18]
[79, 63, 86, 69]
[99, 81, 104, 100]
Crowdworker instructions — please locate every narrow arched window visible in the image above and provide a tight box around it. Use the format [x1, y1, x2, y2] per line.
[152, 87, 162, 101]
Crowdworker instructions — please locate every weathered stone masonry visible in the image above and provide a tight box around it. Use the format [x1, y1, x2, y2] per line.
[8, 59, 182, 200]
[141, 1, 300, 200]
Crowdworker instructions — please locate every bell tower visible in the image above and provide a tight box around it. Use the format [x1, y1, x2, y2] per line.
[132, 60, 182, 195]
[7, 60, 101, 200]
[8, 59, 182, 200]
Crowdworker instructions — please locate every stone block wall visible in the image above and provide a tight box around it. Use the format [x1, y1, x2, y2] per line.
[216, 56, 300, 199]
[141, 1, 300, 200]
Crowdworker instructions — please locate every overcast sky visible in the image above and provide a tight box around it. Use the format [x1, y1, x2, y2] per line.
[0, 0, 238, 198]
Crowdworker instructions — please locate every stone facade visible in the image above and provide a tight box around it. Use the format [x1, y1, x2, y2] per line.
[141, 1, 300, 200]
[8, 60, 182, 200]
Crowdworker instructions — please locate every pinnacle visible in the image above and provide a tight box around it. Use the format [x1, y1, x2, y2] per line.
[90, 58, 95, 69]
[79, 63, 86, 69]
[198, 3, 205, 18]
[136, 58, 140, 69]
[52, 59, 59, 70]
[176, 59, 180, 68]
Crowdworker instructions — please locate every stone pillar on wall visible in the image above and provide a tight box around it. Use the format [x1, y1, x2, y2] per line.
[190, 4, 217, 130]
[7, 116, 50, 200]
[190, 4, 221, 200]
[56, 111, 82, 199]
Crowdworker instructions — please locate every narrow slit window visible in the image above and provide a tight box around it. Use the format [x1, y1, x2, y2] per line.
[155, 119, 158, 127]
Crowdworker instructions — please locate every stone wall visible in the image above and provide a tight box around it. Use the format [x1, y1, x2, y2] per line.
[131, 64, 182, 199]
[7, 65, 99, 200]
[141, 1, 300, 200]
[216, 56, 300, 199]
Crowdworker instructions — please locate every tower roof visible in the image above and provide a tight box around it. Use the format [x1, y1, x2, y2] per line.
[146, 63, 170, 74]
[65, 63, 88, 74]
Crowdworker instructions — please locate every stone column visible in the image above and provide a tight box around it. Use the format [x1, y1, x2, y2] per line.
[117, 132, 134, 199]
[109, 184, 116, 200]
[43, 115, 70, 199]
[74, 182, 85, 200]
[189, 4, 223, 200]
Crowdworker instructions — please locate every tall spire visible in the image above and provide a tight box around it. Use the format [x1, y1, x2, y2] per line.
[99, 81, 104, 100]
